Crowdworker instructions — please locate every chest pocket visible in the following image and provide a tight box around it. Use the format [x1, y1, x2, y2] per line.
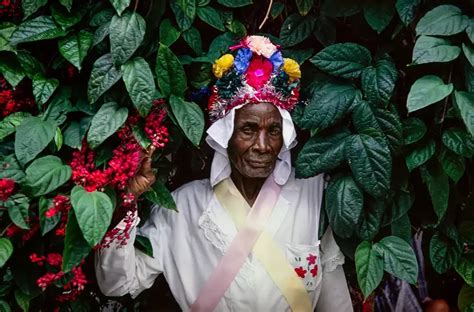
[285, 241, 322, 291]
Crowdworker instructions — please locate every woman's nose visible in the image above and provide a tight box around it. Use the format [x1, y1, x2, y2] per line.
[253, 131, 271, 153]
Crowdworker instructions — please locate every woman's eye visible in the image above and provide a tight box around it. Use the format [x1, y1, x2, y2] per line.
[270, 128, 281, 135]
[241, 127, 253, 135]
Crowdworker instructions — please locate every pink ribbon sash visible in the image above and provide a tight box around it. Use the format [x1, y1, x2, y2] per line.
[190, 176, 281, 312]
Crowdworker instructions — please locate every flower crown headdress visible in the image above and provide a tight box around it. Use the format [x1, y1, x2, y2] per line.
[208, 35, 301, 121]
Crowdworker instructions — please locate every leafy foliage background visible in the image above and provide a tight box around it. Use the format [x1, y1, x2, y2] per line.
[0, 0, 473, 310]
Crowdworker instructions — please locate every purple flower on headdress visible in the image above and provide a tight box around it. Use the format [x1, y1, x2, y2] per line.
[234, 48, 252, 74]
[269, 51, 284, 73]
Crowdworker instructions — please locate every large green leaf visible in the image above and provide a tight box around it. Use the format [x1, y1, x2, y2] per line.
[420, 162, 450, 222]
[416, 5, 468, 36]
[5, 194, 30, 230]
[144, 181, 177, 211]
[345, 134, 392, 198]
[16, 51, 44, 78]
[39, 197, 61, 236]
[405, 139, 435, 171]
[121, 57, 155, 117]
[62, 210, 91, 272]
[325, 174, 363, 238]
[70, 185, 114, 247]
[313, 15, 336, 47]
[182, 26, 202, 55]
[109, 0, 131, 16]
[22, 0, 48, 19]
[14, 117, 56, 166]
[87, 102, 128, 149]
[0, 238, 13, 268]
[357, 199, 385, 241]
[300, 81, 361, 129]
[110, 11, 146, 65]
[170, 0, 194, 31]
[454, 91, 474, 136]
[361, 55, 398, 106]
[169, 95, 204, 146]
[430, 231, 462, 274]
[0, 23, 16, 52]
[32, 74, 59, 106]
[355, 241, 384, 298]
[458, 284, 474, 312]
[391, 213, 411, 243]
[406, 75, 453, 113]
[0, 155, 26, 183]
[92, 21, 110, 46]
[295, 128, 350, 178]
[156, 44, 187, 97]
[14, 289, 30, 312]
[197, 6, 225, 31]
[42, 93, 72, 126]
[396, 0, 421, 25]
[0, 300, 10, 312]
[280, 13, 316, 47]
[63, 117, 91, 150]
[295, 0, 313, 16]
[412, 36, 461, 65]
[455, 254, 474, 287]
[442, 127, 474, 157]
[217, 0, 252, 8]
[10, 16, 66, 44]
[50, 4, 85, 29]
[58, 30, 93, 70]
[462, 43, 474, 67]
[87, 53, 122, 103]
[373, 108, 403, 153]
[310, 43, 372, 79]
[0, 112, 31, 142]
[439, 148, 465, 182]
[159, 19, 180, 47]
[363, 0, 395, 34]
[402, 117, 426, 145]
[376, 236, 418, 284]
[25, 156, 71, 196]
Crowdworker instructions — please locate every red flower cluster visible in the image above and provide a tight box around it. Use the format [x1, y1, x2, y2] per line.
[0, 77, 35, 117]
[145, 100, 169, 148]
[0, 0, 21, 19]
[0, 178, 15, 201]
[5, 218, 40, 242]
[44, 195, 71, 236]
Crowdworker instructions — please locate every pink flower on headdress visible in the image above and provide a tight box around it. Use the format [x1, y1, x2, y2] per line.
[245, 56, 273, 89]
[244, 36, 277, 58]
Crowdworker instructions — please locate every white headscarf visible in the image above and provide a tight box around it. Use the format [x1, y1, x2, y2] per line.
[205, 104, 298, 187]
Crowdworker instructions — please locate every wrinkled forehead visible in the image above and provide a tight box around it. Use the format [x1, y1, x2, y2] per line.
[233, 102, 283, 126]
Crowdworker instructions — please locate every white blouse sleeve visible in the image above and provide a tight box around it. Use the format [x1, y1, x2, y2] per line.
[95, 205, 165, 298]
[316, 227, 353, 312]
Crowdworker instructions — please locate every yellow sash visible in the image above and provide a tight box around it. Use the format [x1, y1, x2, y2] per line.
[214, 179, 312, 312]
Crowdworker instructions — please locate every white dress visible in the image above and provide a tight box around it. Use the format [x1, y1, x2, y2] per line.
[95, 172, 353, 311]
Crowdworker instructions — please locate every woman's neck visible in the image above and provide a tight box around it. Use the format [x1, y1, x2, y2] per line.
[230, 171, 266, 207]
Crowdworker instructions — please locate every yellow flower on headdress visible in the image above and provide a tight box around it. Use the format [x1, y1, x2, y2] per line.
[212, 54, 234, 78]
[282, 58, 301, 82]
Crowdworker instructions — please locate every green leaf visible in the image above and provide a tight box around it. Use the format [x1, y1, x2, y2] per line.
[0, 55, 25, 88]
[42, 93, 72, 126]
[217, 0, 252, 8]
[207, 32, 236, 60]
[391, 213, 412, 243]
[463, 43, 474, 67]
[144, 182, 177, 211]
[357, 199, 385, 241]
[156, 44, 187, 97]
[280, 13, 316, 47]
[402, 117, 426, 145]
[296, 0, 314, 16]
[90, 8, 114, 27]
[430, 231, 462, 274]
[468, 19, 474, 44]
[271, 2, 285, 18]
[361, 54, 398, 106]
[0, 155, 26, 182]
[355, 241, 384, 298]
[92, 21, 110, 46]
[456, 254, 474, 287]
[454, 91, 474, 136]
[396, 0, 421, 25]
[439, 148, 465, 182]
[442, 127, 474, 157]
[458, 284, 474, 312]
[282, 48, 314, 65]
[135, 235, 154, 257]
[169, 95, 204, 146]
[32, 74, 59, 106]
[295, 128, 350, 178]
[376, 236, 418, 284]
[0, 300, 10, 312]
[159, 19, 180, 47]
[39, 197, 61, 236]
[197, 6, 225, 31]
[132, 125, 151, 149]
[412, 36, 461, 65]
[0, 112, 31, 142]
[300, 80, 361, 129]
[0, 238, 13, 268]
[15, 117, 56, 166]
[170, 0, 194, 31]
[0, 22, 16, 52]
[50, 4, 85, 29]
[182, 27, 202, 55]
[110, 11, 146, 65]
[407, 75, 453, 113]
[313, 15, 336, 47]
[62, 210, 91, 272]
[71, 185, 114, 247]
[87, 53, 122, 103]
[63, 118, 91, 149]
[420, 162, 450, 222]
[10, 16, 66, 44]
[25, 156, 71, 196]
[22, 0, 48, 20]
[227, 20, 247, 38]
[363, 0, 395, 34]
[325, 174, 363, 238]
[373, 108, 403, 153]
[58, 30, 93, 70]
[109, 0, 131, 16]
[59, 0, 72, 11]
[121, 57, 155, 117]
[6, 194, 30, 230]
[345, 134, 392, 198]
[405, 139, 435, 171]
[16, 51, 44, 78]
[87, 102, 128, 149]
[14, 289, 30, 312]
[310, 43, 372, 79]
[460, 221, 474, 245]
[416, 5, 468, 36]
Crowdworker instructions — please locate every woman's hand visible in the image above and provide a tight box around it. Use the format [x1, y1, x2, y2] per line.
[126, 145, 157, 198]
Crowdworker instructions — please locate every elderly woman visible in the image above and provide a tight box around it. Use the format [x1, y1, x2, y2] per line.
[95, 36, 353, 312]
